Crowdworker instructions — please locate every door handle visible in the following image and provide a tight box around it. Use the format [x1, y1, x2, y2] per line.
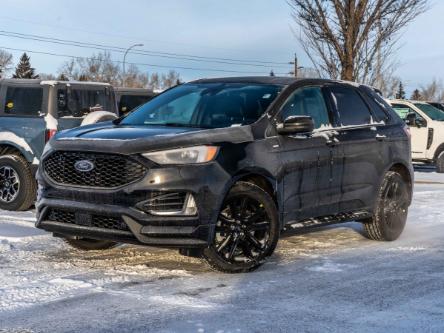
[326, 137, 340, 146]
[375, 134, 387, 141]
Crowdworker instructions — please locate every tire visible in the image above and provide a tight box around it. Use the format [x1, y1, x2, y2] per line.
[203, 182, 280, 273]
[64, 238, 117, 251]
[0, 154, 36, 211]
[436, 151, 444, 173]
[81, 111, 118, 126]
[363, 171, 410, 241]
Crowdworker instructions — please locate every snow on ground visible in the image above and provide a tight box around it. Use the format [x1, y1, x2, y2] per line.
[1, 169, 444, 332]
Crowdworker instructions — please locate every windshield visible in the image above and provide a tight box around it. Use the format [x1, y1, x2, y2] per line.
[120, 83, 283, 128]
[414, 103, 444, 121]
[57, 87, 114, 117]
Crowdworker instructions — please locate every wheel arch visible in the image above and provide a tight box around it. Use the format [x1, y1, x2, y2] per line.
[232, 170, 277, 201]
[388, 162, 413, 204]
[0, 141, 35, 164]
[433, 143, 444, 161]
[0, 130, 38, 164]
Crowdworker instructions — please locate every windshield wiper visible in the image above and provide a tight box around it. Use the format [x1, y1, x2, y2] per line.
[161, 122, 209, 129]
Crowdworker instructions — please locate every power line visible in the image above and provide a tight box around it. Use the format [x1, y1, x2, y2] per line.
[0, 30, 291, 68]
[0, 15, 262, 54]
[0, 45, 290, 75]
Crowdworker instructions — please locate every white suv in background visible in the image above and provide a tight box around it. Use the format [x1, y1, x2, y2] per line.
[389, 99, 444, 172]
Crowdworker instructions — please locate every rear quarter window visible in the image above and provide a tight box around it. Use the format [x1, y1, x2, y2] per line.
[4, 86, 43, 116]
[359, 87, 390, 122]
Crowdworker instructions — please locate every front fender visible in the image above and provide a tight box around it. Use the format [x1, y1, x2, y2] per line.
[0, 131, 38, 164]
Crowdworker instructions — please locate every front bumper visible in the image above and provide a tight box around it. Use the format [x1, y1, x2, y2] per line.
[36, 160, 231, 248]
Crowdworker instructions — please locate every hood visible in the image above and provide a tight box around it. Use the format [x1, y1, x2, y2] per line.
[56, 121, 202, 140]
[50, 121, 254, 155]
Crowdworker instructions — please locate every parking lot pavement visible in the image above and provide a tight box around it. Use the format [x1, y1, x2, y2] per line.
[1, 170, 444, 333]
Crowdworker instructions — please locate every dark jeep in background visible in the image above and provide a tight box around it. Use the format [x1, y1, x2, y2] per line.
[36, 77, 413, 273]
[0, 79, 118, 211]
[115, 87, 156, 116]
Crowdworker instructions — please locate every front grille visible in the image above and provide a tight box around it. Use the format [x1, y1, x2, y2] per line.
[138, 192, 187, 213]
[43, 151, 147, 188]
[46, 208, 129, 231]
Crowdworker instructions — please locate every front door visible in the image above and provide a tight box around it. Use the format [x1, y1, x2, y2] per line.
[391, 104, 428, 159]
[276, 86, 337, 223]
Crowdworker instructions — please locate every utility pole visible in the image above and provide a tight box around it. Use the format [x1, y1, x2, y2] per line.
[289, 53, 302, 78]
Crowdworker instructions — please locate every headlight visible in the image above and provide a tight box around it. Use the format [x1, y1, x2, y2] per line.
[142, 145, 219, 165]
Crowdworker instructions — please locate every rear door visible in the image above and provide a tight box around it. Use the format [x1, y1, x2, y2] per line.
[0, 83, 48, 159]
[391, 103, 428, 159]
[326, 84, 384, 213]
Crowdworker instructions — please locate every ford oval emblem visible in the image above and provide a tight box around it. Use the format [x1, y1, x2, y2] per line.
[74, 160, 95, 172]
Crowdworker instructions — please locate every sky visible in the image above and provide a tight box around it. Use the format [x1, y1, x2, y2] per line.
[0, 0, 443, 94]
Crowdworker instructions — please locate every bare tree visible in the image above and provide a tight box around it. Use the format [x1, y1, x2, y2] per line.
[121, 64, 150, 88]
[59, 52, 182, 89]
[419, 79, 444, 102]
[59, 52, 120, 85]
[148, 73, 161, 90]
[39, 73, 57, 80]
[160, 70, 182, 90]
[0, 50, 13, 78]
[290, 0, 428, 86]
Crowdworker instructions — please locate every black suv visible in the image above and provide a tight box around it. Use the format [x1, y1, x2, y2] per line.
[36, 77, 413, 273]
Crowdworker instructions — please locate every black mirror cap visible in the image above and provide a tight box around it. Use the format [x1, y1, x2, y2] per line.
[405, 112, 416, 126]
[277, 115, 315, 135]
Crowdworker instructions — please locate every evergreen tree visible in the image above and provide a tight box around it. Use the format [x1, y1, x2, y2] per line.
[411, 89, 422, 101]
[12, 53, 39, 79]
[395, 81, 406, 99]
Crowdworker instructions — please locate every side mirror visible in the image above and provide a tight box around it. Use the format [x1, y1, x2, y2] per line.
[277, 115, 314, 135]
[416, 117, 426, 128]
[405, 112, 416, 126]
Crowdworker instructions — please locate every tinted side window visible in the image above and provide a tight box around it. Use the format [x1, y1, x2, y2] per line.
[329, 86, 372, 126]
[4, 87, 43, 116]
[119, 95, 153, 113]
[280, 86, 330, 129]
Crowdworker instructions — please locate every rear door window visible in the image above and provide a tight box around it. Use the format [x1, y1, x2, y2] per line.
[57, 87, 113, 117]
[4, 86, 43, 116]
[279, 86, 330, 129]
[329, 85, 373, 126]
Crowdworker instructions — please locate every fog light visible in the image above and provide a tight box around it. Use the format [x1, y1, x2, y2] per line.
[136, 192, 198, 216]
[183, 194, 197, 216]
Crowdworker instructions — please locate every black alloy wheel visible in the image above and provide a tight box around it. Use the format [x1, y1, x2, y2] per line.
[364, 171, 409, 241]
[0, 154, 36, 211]
[203, 182, 279, 273]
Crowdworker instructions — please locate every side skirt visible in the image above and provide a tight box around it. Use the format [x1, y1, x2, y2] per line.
[283, 210, 372, 233]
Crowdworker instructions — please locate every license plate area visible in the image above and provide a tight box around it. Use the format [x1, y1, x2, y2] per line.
[75, 212, 92, 226]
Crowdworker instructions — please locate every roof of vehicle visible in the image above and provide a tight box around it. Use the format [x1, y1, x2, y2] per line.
[389, 99, 428, 105]
[0, 78, 112, 87]
[190, 76, 372, 88]
[114, 87, 155, 94]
